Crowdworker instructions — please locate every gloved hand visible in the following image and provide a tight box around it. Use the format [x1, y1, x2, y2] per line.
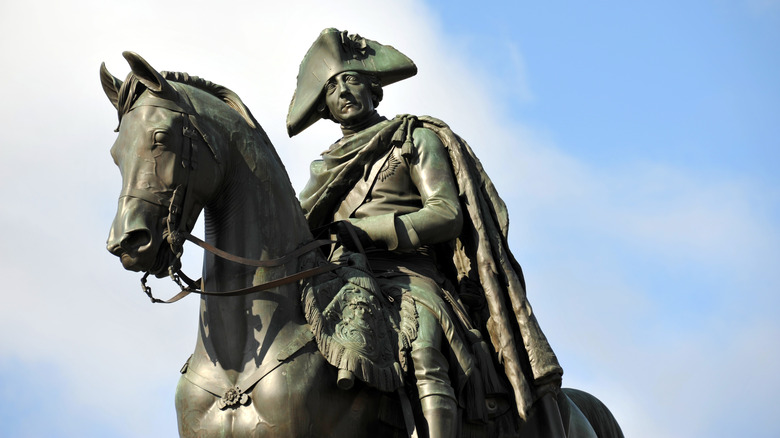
[332, 220, 376, 253]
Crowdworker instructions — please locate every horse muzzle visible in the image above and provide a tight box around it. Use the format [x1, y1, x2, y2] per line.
[107, 227, 155, 268]
[107, 195, 171, 273]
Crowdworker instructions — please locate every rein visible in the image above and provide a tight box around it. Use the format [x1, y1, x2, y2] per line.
[141, 235, 340, 304]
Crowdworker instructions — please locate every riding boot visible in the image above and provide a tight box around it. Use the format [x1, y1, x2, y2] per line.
[411, 347, 457, 438]
[420, 393, 457, 438]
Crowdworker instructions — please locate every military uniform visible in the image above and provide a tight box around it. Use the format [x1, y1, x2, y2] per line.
[300, 115, 468, 438]
[315, 119, 461, 252]
[289, 29, 564, 438]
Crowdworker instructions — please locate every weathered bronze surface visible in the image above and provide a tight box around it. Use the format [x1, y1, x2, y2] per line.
[103, 52, 395, 437]
[102, 32, 624, 437]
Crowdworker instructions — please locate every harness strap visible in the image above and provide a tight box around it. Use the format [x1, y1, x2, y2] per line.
[141, 228, 340, 303]
[181, 325, 315, 409]
[119, 187, 170, 207]
[181, 362, 233, 404]
[185, 234, 334, 268]
[143, 263, 340, 304]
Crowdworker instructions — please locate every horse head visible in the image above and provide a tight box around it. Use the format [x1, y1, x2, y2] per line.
[102, 52, 224, 277]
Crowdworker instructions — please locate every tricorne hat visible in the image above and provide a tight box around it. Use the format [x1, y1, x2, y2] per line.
[286, 28, 417, 137]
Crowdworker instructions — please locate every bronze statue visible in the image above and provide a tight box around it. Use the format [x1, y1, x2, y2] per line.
[102, 35, 623, 436]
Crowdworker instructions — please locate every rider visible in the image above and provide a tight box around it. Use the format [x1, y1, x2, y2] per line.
[288, 28, 564, 438]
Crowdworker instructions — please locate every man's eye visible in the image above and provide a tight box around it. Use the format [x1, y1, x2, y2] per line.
[346, 75, 360, 84]
[326, 82, 336, 93]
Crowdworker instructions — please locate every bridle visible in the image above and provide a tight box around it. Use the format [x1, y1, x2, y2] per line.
[120, 87, 340, 304]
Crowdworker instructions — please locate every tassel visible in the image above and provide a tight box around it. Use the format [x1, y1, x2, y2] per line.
[401, 138, 414, 159]
[390, 115, 417, 159]
[469, 330, 506, 396]
[401, 116, 417, 159]
[462, 363, 488, 423]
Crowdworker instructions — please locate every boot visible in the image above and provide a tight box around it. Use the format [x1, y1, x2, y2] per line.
[420, 394, 457, 438]
[411, 347, 457, 438]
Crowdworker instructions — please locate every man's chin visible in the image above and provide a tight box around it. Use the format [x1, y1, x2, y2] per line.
[335, 111, 380, 129]
[335, 112, 361, 125]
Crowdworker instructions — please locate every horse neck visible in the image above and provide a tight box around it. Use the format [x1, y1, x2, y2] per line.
[204, 143, 312, 272]
[196, 133, 313, 371]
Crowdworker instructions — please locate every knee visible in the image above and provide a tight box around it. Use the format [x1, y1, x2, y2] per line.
[411, 304, 443, 351]
[410, 346, 454, 400]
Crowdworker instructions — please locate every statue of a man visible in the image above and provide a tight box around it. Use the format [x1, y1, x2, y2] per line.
[288, 28, 564, 437]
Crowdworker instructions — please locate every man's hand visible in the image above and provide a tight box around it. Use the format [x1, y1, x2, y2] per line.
[333, 220, 375, 253]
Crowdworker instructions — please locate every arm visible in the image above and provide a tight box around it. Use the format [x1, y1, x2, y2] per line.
[349, 127, 463, 252]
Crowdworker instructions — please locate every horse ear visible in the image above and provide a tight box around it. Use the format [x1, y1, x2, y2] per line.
[100, 62, 123, 110]
[122, 51, 175, 98]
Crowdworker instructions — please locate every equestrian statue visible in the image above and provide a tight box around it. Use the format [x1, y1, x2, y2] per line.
[101, 28, 624, 438]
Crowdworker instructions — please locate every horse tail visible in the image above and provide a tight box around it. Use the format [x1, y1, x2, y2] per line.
[562, 388, 625, 438]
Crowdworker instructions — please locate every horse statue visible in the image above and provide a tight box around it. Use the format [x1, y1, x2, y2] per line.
[101, 51, 623, 438]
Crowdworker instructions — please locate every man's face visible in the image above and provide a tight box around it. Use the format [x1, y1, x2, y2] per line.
[324, 71, 375, 126]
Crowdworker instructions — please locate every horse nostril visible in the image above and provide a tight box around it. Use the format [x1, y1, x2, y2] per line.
[108, 229, 153, 256]
[123, 229, 153, 251]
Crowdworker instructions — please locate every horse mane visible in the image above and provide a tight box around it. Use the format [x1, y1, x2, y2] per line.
[161, 71, 260, 130]
[116, 69, 287, 187]
[115, 70, 259, 130]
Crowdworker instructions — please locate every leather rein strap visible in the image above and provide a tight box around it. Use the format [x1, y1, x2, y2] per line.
[142, 236, 339, 304]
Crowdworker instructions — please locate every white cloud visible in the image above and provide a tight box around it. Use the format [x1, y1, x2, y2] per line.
[1, 1, 778, 437]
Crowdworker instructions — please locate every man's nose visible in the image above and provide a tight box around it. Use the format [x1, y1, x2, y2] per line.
[337, 80, 350, 95]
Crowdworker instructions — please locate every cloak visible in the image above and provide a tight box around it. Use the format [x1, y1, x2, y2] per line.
[301, 115, 563, 421]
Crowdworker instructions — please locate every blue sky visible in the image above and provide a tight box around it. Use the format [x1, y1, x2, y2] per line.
[0, 1, 778, 437]
[433, 1, 779, 176]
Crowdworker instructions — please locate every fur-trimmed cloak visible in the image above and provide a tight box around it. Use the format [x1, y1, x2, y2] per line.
[301, 115, 563, 420]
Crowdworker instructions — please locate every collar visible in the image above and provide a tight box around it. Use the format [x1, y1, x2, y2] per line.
[339, 112, 386, 136]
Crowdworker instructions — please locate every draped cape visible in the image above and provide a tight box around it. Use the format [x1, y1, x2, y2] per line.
[300, 115, 562, 420]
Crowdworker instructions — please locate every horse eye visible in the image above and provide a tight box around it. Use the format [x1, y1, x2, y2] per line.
[154, 131, 169, 145]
